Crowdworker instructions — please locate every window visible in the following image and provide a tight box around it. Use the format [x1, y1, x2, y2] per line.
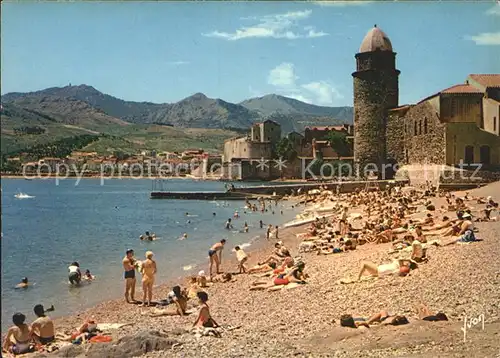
[464, 146, 474, 164]
[480, 146, 490, 165]
[494, 116, 497, 132]
[419, 121, 422, 135]
[414, 121, 417, 136]
[424, 118, 428, 134]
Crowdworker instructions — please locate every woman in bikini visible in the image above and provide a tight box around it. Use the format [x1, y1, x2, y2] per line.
[208, 239, 226, 278]
[140, 251, 157, 306]
[3, 313, 33, 355]
[193, 292, 219, 328]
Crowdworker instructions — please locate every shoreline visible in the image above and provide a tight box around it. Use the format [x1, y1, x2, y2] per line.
[5, 182, 500, 357]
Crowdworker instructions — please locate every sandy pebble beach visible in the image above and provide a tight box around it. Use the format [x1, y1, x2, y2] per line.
[13, 182, 500, 357]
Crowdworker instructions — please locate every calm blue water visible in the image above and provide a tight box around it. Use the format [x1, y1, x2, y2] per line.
[1, 178, 299, 330]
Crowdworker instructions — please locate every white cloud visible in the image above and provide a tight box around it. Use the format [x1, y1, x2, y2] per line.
[302, 81, 344, 105]
[166, 61, 189, 65]
[486, 4, 500, 15]
[266, 63, 343, 106]
[313, 1, 373, 6]
[267, 63, 298, 87]
[466, 32, 500, 45]
[202, 10, 328, 41]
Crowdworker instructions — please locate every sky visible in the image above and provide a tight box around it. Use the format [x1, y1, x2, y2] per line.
[1, 1, 499, 107]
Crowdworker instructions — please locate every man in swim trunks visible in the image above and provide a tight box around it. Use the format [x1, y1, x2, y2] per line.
[123, 249, 137, 303]
[208, 239, 226, 278]
[140, 251, 157, 306]
[30, 304, 55, 346]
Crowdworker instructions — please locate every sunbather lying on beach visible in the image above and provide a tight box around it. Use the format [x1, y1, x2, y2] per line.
[250, 261, 307, 290]
[147, 286, 188, 316]
[340, 310, 409, 328]
[59, 318, 100, 343]
[357, 259, 412, 281]
[415, 304, 448, 321]
[211, 273, 233, 283]
[247, 262, 277, 274]
[258, 243, 291, 266]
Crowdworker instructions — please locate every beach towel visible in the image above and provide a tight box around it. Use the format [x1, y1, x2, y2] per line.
[267, 285, 285, 291]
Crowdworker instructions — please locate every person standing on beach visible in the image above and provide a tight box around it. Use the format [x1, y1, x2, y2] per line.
[140, 251, 157, 306]
[208, 239, 226, 278]
[266, 224, 272, 240]
[260, 220, 264, 229]
[234, 246, 248, 273]
[123, 249, 137, 303]
[244, 222, 249, 233]
[274, 225, 280, 240]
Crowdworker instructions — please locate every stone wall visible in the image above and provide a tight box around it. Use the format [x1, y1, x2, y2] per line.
[483, 98, 499, 136]
[386, 106, 410, 165]
[403, 100, 446, 164]
[440, 94, 483, 125]
[445, 122, 500, 165]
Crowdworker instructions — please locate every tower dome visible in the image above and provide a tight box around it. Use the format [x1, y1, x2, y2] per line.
[359, 25, 393, 53]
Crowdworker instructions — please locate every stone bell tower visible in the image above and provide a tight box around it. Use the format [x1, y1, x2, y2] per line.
[352, 25, 400, 178]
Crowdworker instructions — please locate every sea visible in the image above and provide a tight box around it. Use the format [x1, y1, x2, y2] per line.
[0, 178, 300, 331]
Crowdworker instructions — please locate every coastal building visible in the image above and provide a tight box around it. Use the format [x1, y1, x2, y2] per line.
[304, 125, 354, 143]
[353, 25, 500, 179]
[222, 120, 282, 180]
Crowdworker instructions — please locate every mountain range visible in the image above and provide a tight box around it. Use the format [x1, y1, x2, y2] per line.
[1, 84, 353, 155]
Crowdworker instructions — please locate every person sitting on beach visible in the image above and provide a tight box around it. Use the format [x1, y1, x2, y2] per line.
[340, 310, 409, 328]
[258, 243, 290, 266]
[411, 238, 426, 262]
[149, 286, 188, 317]
[15, 277, 30, 289]
[123, 249, 137, 303]
[30, 304, 55, 346]
[68, 262, 82, 285]
[234, 246, 249, 273]
[196, 270, 208, 287]
[3, 313, 34, 355]
[415, 304, 448, 321]
[412, 225, 427, 243]
[140, 251, 157, 306]
[444, 213, 479, 245]
[208, 239, 226, 278]
[357, 259, 412, 281]
[83, 270, 95, 281]
[187, 277, 206, 300]
[193, 292, 219, 328]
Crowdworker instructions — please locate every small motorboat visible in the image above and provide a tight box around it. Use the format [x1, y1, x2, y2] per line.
[14, 192, 35, 199]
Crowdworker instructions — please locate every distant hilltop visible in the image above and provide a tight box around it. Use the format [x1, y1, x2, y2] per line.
[1, 85, 353, 133]
[1, 85, 353, 157]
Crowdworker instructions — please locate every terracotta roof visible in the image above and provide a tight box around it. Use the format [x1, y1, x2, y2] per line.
[305, 126, 349, 131]
[468, 74, 500, 88]
[440, 84, 483, 94]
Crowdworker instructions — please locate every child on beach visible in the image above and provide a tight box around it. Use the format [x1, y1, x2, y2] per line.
[234, 246, 248, 273]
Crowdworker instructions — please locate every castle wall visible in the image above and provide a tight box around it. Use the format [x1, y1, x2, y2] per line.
[386, 108, 409, 165]
[403, 101, 446, 164]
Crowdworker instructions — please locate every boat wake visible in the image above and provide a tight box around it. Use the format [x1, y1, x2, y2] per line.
[15, 192, 35, 199]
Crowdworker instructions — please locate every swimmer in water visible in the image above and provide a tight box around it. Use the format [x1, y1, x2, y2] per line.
[208, 239, 226, 278]
[83, 270, 95, 281]
[179, 233, 188, 240]
[15, 277, 30, 289]
[244, 222, 249, 233]
[225, 218, 233, 230]
[260, 220, 264, 229]
[213, 212, 216, 216]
